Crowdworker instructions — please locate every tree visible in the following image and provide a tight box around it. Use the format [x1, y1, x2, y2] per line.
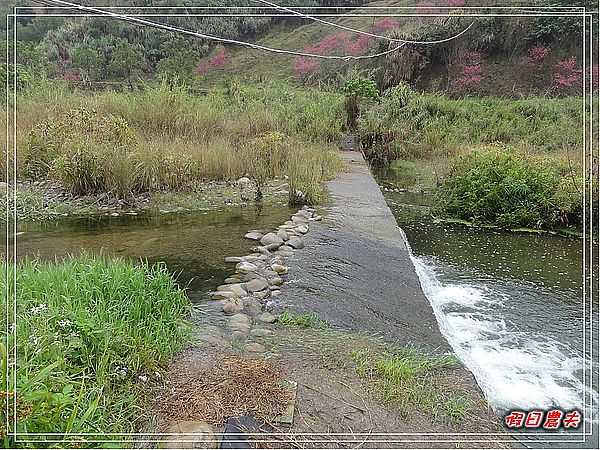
[70, 43, 104, 81]
[108, 38, 144, 85]
[156, 38, 200, 86]
[343, 76, 380, 131]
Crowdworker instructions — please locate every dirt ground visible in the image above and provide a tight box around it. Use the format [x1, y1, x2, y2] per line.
[151, 325, 513, 449]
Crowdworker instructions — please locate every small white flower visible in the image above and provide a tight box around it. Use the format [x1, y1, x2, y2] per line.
[138, 375, 148, 382]
[154, 371, 161, 379]
[29, 304, 48, 315]
[57, 319, 71, 328]
[28, 334, 39, 345]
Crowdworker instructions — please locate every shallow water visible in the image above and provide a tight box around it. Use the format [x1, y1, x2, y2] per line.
[374, 168, 599, 448]
[2, 206, 293, 301]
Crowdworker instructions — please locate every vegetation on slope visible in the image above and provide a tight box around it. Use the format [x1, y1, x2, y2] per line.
[0, 254, 191, 442]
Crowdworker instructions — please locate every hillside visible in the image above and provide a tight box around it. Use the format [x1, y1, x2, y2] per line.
[2, 0, 596, 97]
[196, 0, 596, 97]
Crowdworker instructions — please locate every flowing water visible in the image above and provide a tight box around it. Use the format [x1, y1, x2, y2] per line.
[374, 169, 599, 448]
[3, 180, 599, 447]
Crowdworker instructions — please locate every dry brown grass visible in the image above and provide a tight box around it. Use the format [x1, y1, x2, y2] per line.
[155, 355, 293, 429]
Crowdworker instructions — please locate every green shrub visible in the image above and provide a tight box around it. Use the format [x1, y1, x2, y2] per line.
[436, 150, 586, 229]
[0, 254, 191, 442]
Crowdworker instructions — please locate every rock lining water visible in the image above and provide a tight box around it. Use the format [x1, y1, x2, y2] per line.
[207, 205, 320, 343]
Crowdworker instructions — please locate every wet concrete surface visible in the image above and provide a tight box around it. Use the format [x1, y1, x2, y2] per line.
[272, 151, 450, 351]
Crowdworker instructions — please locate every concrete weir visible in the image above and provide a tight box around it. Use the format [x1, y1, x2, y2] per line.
[274, 151, 450, 350]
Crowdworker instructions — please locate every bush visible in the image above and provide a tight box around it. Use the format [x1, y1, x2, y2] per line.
[27, 108, 139, 197]
[436, 150, 586, 229]
[0, 254, 191, 441]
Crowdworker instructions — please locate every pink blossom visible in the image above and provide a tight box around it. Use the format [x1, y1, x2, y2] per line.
[551, 57, 582, 90]
[521, 44, 551, 69]
[345, 35, 372, 56]
[194, 61, 210, 74]
[444, 0, 465, 7]
[291, 57, 320, 74]
[416, 1, 440, 21]
[210, 50, 230, 69]
[60, 71, 81, 82]
[307, 33, 351, 55]
[451, 49, 484, 89]
[371, 18, 400, 34]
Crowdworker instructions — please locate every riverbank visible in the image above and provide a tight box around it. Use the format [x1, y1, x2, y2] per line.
[0, 177, 291, 223]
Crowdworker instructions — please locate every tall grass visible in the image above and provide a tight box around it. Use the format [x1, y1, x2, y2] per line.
[1, 80, 345, 204]
[358, 88, 591, 163]
[0, 254, 191, 443]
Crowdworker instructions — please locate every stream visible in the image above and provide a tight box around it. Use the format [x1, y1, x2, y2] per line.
[375, 168, 599, 448]
[3, 178, 599, 447]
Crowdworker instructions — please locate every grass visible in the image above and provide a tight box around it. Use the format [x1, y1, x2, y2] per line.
[360, 85, 597, 231]
[277, 311, 329, 329]
[350, 345, 470, 424]
[1, 79, 344, 205]
[359, 89, 590, 162]
[0, 253, 192, 444]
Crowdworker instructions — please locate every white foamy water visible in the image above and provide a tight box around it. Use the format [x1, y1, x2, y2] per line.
[398, 227, 597, 418]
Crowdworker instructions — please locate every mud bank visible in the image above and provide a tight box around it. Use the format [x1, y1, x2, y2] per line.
[272, 151, 449, 350]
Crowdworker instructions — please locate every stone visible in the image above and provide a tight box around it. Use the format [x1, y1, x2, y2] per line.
[291, 214, 309, 223]
[269, 284, 280, 291]
[227, 284, 247, 297]
[222, 298, 244, 315]
[271, 264, 288, 275]
[224, 277, 241, 284]
[160, 421, 217, 449]
[297, 224, 309, 234]
[250, 328, 273, 337]
[269, 276, 284, 286]
[211, 291, 236, 300]
[275, 250, 294, 257]
[229, 313, 252, 333]
[277, 229, 289, 241]
[0, 182, 7, 190]
[271, 290, 281, 297]
[231, 331, 248, 341]
[257, 246, 271, 255]
[279, 246, 294, 253]
[245, 342, 265, 353]
[245, 278, 269, 292]
[242, 273, 259, 282]
[236, 261, 258, 273]
[265, 242, 280, 252]
[254, 290, 271, 300]
[238, 177, 251, 184]
[244, 231, 263, 240]
[260, 233, 283, 246]
[287, 237, 305, 249]
[225, 256, 243, 263]
[256, 312, 276, 324]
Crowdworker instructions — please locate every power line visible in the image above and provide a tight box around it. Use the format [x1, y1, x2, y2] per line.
[252, 0, 476, 45]
[29, 0, 473, 61]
